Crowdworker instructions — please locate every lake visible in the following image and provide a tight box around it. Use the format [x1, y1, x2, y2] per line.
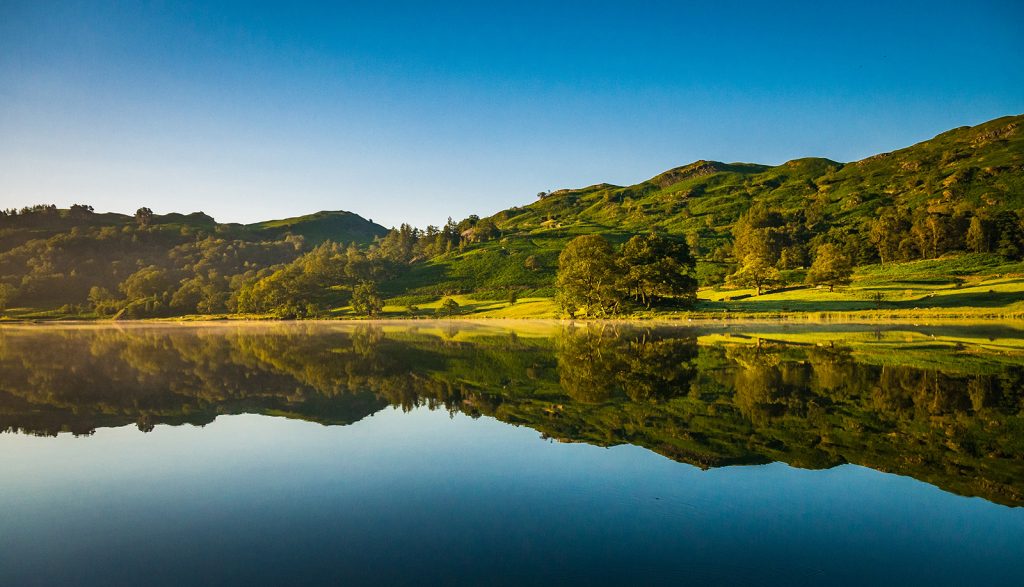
[1, 321, 1022, 586]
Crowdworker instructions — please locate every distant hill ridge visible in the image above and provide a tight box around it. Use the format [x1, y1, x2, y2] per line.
[496, 114, 1023, 237]
[0, 207, 388, 247]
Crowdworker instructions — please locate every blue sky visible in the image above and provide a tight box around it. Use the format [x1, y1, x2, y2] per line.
[1, 1, 1021, 228]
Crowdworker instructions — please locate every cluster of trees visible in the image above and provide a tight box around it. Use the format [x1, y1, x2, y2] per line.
[719, 203, 854, 294]
[370, 215, 500, 263]
[0, 202, 519, 319]
[555, 233, 697, 317]
[0, 203, 60, 218]
[870, 208, 1024, 262]
[0, 204, 382, 317]
[719, 204, 1024, 295]
[0, 224, 304, 315]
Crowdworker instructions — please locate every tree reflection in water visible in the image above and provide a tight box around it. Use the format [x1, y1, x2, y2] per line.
[0, 323, 1021, 505]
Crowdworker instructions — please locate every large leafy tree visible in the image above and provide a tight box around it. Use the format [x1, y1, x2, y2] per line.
[121, 266, 172, 302]
[806, 243, 853, 292]
[731, 204, 787, 263]
[618, 233, 697, 308]
[727, 254, 782, 296]
[352, 280, 383, 317]
[556, 235, 621, 317]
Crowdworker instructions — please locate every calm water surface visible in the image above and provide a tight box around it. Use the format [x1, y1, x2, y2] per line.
[0, 322, 1022, 586]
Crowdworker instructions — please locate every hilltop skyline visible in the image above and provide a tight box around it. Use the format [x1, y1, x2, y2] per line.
[2, 1, 1022, 227]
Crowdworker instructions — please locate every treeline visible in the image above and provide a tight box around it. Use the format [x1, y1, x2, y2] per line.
[0, 204, 504, 318]
[196, 216, 507, 318]
[706, 203, 1024, 295]
[870, 208, 1024, 262]
[368, 215, 500, 263]
[0, 210, 303, 315]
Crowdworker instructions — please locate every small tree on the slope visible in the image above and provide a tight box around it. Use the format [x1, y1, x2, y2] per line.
[135, 207, 154, 228]
[351, 280, 383, 317]
[966, 216, 991, 253]
[437, 297, 460, 317]
[727, 254, 782, 296]
[556, 235, 620, 317]
[806, 243, 853, 292]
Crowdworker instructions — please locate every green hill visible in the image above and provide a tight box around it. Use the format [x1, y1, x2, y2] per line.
[0, 206, 386, 313]
[388, 114, 1024, 298]
[246, 210, 388, 244]
[497, 115, 1023, 234]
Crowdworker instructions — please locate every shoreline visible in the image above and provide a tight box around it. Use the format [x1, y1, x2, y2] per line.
[2, 314, 1024, 328]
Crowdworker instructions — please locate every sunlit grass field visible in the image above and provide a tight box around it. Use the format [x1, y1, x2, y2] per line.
[2, 253, 1022, 322]
[357, 254, 1024, 321]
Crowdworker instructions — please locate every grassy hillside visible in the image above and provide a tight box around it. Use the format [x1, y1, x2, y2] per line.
[498, 115, 1023, 234]
[391, 114, 1023, 300]
[246, 210, 388, 244]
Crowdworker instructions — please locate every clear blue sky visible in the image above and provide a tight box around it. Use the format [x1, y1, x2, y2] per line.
[1, 1, 1022, 228]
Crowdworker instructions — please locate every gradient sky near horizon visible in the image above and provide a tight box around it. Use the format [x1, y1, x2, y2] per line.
[1, 1, 1022, 228]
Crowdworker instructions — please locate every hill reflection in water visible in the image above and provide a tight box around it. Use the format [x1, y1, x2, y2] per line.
[1, 321, 1022, 506]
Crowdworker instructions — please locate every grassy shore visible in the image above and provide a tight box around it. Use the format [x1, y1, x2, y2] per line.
[3, 256, 1023, 323]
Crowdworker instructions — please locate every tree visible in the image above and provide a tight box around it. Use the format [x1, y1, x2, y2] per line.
[352, 281, 383, 317]
[966, 216, 991, 253]
[170, 277, 205, 313]
[556, 235, 621, 317]
[0, 283, 15, 312]
[806, 243, 853, 292]
[727, 254, 782, 295]
[911, 214, 954, 259]
[617, 233, 697, 308]
[121, 266, 171, 301]
[69, 204, 94, 220]
[869, 210, 912, 263]
[732, 204, 786, 265]
[995, 211, 1024, 261]
[87, 286, 114, 310]
[685, 232, 701, 257]
[437, 297, 460, 317]
[135, 207, 154, 227]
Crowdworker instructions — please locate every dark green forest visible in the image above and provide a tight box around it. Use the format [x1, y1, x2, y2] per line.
[1, 114, 1022, 318]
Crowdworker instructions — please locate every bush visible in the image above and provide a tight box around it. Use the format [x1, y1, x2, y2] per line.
[437, 298, 460, 317]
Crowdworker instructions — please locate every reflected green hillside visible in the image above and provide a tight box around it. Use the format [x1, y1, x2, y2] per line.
[1, 323, 1022, 505]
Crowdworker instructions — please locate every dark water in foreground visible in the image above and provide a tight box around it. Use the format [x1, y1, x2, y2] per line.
[0, 322, 1022, 586]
